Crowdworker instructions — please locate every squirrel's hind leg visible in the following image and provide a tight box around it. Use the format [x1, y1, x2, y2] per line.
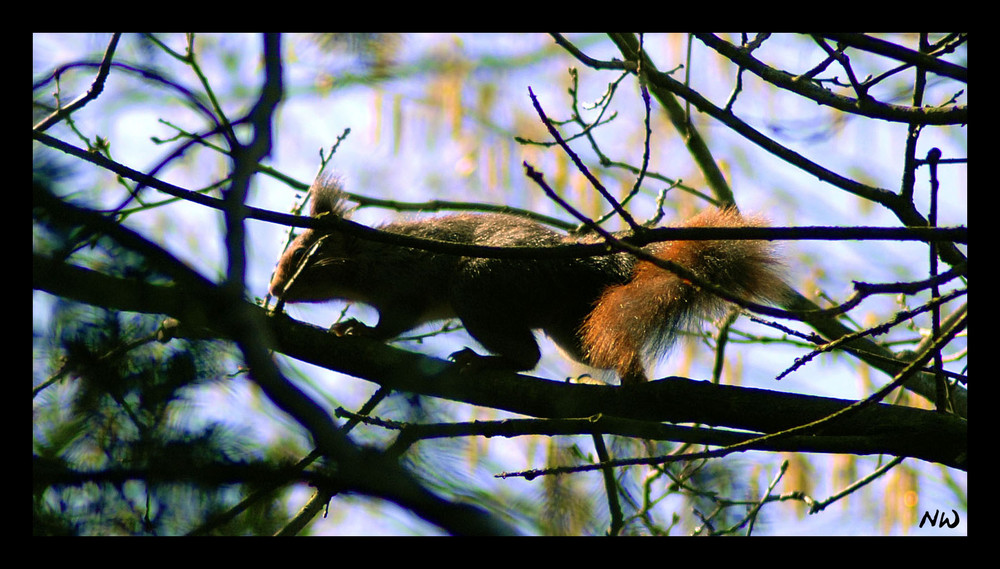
[454, 316, 542, 374]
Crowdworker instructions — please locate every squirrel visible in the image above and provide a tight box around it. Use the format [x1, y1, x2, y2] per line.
[269, 175, 786, 385]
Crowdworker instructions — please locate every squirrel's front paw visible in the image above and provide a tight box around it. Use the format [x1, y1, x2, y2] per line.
[449, 347, 484, 368]
[329, 318, 374, 337]
[449, 348, 502, 374]
[449, 348, 526, 375]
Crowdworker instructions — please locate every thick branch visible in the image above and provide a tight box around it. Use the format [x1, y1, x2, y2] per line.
[266, 313, 967, 471]
[32, 254, 966, 471]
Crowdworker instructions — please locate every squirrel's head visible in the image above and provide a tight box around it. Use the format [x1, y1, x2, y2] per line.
[268, 174, 355, 302]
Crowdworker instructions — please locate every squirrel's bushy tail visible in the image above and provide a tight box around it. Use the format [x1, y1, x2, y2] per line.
[581, 207, 786, 384]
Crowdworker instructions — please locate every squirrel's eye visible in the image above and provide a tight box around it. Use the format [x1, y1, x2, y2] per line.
[288, 247, 306, 267]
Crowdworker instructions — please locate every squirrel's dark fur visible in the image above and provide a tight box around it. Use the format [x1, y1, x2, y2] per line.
[270, 176, 785, 384]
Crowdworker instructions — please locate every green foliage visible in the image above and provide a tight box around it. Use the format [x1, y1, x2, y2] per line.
[32, 300, 293, 535]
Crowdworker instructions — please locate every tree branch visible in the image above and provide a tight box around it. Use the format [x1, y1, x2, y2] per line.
[694, 34, 967, 125]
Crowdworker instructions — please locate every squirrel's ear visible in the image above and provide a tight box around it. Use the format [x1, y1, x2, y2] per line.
[309, 173, 349, 218]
